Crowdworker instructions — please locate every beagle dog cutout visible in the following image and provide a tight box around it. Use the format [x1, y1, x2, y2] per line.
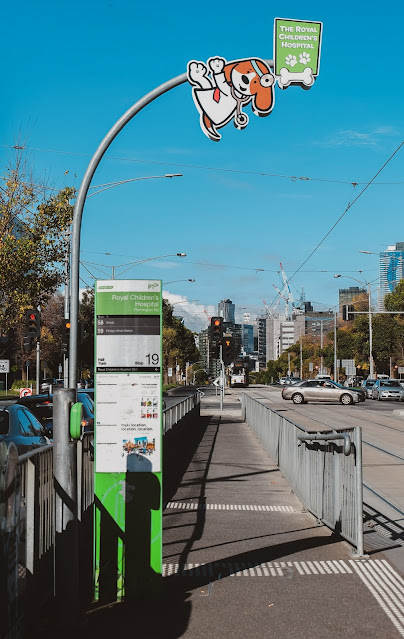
[187, 57, 275, 141]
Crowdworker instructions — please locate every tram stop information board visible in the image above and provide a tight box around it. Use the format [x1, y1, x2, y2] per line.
[94, 279, 162, 600]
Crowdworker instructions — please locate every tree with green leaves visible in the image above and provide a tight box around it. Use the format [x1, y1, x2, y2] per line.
[0, 150, 75, 349]
[162, 299, 199, 384]
[385, 280, 404, 312]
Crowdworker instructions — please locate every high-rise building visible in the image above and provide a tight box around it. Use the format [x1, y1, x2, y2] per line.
[218, 299, 235, 324]
[294, 311, 334, 341]
[241, 324, 254, 354]
[379, 243, 404, 310]
[339, 287, 367, 316]
[266, 315, 281, 361]
[257, 316, 267, 367]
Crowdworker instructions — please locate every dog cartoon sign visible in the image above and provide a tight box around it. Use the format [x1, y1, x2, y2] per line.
[187, 57, 275, 142]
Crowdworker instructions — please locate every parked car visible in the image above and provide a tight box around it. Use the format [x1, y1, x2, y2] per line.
[40, 377, 63, 393]
[279, 376, 300, 385]
[282, 379, 365, 405]
[361, 379, 377, 398]
[17, 390, 94, 436]
[77, 378, 93, 389]
[371, 379, 404, 401]
[17, 395, 54, 436]
[79, 387, 94, 402]
[0, 403, 50, 455]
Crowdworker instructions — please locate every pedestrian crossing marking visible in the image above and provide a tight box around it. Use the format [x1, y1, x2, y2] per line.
[162, 559, 362, 578]
[165, 502, 295, 513]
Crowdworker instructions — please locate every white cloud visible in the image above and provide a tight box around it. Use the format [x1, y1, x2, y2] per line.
[319, 127, 399, 148]
[164, 291, 216, 332]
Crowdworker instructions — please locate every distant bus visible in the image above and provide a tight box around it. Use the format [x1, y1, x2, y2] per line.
[230, 361, 249, 388]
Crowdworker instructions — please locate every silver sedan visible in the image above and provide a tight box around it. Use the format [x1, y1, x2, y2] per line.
[371, 379, 404, 401]
[281, 379, 362, 405]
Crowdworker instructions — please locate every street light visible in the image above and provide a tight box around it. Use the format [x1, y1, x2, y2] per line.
[334, 274, 374, 378]
[81, 252, 187, 279]
[86, 173, 182, 199]
[163, 279, 195, 285]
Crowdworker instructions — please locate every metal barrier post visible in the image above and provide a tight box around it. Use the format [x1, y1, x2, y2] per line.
[53, 387, 79, 619]
[353, 426, 365, 557]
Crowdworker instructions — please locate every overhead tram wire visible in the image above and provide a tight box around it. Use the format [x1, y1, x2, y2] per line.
[268, 142, 404, 310]
[78, 250, 377, 275]
[2, 144, 404, 186]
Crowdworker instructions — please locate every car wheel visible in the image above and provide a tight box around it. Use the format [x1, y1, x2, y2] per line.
[292, 393, 304, 405]
[340, 393, 353, 405]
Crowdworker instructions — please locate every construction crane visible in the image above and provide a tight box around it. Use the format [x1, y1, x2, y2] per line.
[272, 284, 289, 315]
[279, 263, 294, 318]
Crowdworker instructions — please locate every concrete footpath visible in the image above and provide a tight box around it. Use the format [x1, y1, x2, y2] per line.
[82, 391, 404, 639]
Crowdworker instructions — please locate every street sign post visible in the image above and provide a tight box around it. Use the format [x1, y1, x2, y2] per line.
[0, 360, 9, 393]
[94, 279, 162, 601]
[0, 360, 10, 374]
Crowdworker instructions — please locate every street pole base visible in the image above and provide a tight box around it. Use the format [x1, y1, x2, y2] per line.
[349, 548, 369, 560]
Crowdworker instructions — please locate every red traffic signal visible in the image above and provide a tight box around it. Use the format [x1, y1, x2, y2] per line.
[25, 309, 41, 339]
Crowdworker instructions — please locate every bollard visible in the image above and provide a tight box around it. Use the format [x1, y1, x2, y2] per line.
[53, 387, 79, 622]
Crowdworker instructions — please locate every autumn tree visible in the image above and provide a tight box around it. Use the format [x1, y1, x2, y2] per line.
[0, 149, 75, 351]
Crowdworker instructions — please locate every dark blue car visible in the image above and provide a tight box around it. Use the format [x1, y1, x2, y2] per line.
[17, 391, 94, 436]
[0, 403, 50, 455]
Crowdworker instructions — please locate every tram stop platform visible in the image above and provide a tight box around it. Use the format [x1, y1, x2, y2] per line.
[80, 390, 404, 639]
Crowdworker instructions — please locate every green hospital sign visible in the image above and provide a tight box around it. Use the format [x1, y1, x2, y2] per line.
[274, 18, 323, 89]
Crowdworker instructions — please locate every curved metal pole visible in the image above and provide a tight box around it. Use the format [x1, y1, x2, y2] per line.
[69, 59, 274, 387]
[69, 72, 187, 386]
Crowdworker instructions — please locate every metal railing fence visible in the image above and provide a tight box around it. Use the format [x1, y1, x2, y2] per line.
[163, 392, 201, 434]
[1, 433, 94, 638]
[242, 394, 364, 556]
[1, 393, 201, 637]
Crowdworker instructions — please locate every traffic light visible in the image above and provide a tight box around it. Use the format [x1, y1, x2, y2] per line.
[343, 305, 355, 321]
[25, 309, 41, 340]
[210, 317, 223, 359]
[223, 336, 235, 365]
[61, 320, 71, 354]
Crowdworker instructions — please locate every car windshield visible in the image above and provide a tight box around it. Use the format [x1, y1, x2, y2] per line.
[365, 381, 376, 387]
[381, 381, 401, 387]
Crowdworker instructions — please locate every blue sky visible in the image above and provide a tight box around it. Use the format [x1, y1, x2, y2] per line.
[2, 0, 404, 331]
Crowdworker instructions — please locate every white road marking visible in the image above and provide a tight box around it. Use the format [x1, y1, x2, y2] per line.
[350, 560, 404, 637]
[165, 502, 295, 512]
[162, 559, 390, 578]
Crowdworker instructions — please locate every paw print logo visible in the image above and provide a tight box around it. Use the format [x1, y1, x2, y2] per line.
[285, 54, 297, 68]
[299, 52, 311, 65]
